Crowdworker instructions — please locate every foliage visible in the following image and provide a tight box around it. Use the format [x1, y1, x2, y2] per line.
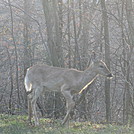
[0, 114, 134, 134]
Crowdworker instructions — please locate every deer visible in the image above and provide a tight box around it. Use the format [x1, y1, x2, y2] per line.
[24, 58, 113, 126]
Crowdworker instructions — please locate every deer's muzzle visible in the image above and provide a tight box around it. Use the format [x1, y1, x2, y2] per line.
[107, 73, 113, 78]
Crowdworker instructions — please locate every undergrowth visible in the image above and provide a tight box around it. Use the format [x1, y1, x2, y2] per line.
[0, 114, 134, 134]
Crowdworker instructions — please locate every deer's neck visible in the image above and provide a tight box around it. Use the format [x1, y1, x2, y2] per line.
[79, 66, 98, 92]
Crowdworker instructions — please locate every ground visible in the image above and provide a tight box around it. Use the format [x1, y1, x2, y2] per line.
[0, 114, 134, 134]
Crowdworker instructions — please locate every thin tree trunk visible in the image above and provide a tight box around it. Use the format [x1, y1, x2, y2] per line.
[125, 0, 134, 124]
[67, 0, 71, 68]
[72, 0, 81, 69]
[82, 1, 89, 70]
[6, 46, 13, 114]
[23, 0, 32, 70]
[8, 0, 20, 107]
[101, 0, 111, 123]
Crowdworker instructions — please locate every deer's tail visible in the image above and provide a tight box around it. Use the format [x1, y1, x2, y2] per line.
[24, 74, 32, 95]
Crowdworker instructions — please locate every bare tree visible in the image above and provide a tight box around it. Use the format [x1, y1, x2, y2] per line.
[101, 0, 111, 123]
[8, 0, 20, 107]
[42, 0, 64, 118]
[123, 0, 134, 125]
[23, 0, 32, 71]
[42, 0, 63, 67]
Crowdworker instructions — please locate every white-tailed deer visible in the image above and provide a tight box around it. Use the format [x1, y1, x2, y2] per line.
[24, 59, 112, 126]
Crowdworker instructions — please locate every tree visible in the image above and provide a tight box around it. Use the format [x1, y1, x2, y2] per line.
[101, 0, 111, 123]
[42, 0, 64, 118]
[123, 0, 134, 125]
[8, 0, 20, 108]
[23, 0, 32, 71]
[42, 0, 64, 67]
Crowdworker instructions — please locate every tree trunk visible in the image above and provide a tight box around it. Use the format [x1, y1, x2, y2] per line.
[42, 0, 64, 118]
[23, 0, 32, 70]
[8, 0, 20, 108]
[72, 0, 81, 69]
[6, 46, 13, 114]
[67, 0, 71, 68]
[125, 0, 134, 125]
[42, 0, 63, 67]
[101, 0, 111, 123]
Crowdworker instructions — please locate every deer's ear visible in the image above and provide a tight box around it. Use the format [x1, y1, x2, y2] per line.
[91, 51, 97, 63]
[90, 51, 103, 63]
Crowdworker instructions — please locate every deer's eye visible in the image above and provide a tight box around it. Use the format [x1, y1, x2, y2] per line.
[99, 65, 104, 68]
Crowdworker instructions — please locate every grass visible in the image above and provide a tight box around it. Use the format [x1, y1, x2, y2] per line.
[0, 114, 134, 134]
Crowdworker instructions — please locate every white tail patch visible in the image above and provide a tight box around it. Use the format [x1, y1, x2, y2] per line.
[24, 76, 32, 92]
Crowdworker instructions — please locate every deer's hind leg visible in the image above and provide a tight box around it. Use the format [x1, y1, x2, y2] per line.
[27, 97, 32, 124]
[61, 89, 75, 125]
[31, 86, 43, 126]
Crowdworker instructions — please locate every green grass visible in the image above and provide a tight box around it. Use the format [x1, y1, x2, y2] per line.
[0, 114, 134, 134]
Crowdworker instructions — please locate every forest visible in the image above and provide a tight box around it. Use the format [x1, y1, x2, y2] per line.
[0, 0, 134, 133]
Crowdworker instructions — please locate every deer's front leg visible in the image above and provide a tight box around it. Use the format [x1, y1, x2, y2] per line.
[61, 89, 75, 125]
[28, 98, 32, 124]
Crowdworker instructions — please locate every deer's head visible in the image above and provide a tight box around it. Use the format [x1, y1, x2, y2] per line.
[92, 60, 113, 78]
